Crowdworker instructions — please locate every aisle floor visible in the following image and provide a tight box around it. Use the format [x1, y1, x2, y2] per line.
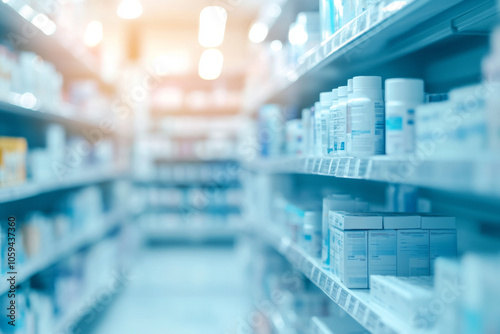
[88, 244, 252, 334]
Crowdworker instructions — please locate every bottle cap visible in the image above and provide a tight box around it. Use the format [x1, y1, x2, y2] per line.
[331, 88, 339, 99]
[385, 78, 424, 103]
[347, 79, 354, 93]
[338, 86, 348, 97]
[353, 76, 382, 91]
[320, 91, 334, 103]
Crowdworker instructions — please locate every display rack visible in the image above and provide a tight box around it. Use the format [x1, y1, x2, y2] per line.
[263, 228, 432, 334]
[0, 94, 130, 137]
[143, 225, 246, 242]
[244, 0, 497, 113]
[0, 168, 128, 204]
[244, 156, 500, 199]
[0, 210, 127, 295]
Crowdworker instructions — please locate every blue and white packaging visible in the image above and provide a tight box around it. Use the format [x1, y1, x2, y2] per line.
[397, 229, 430, 276]
[368, 230, 397, 278]
[421, 215, 457, 275]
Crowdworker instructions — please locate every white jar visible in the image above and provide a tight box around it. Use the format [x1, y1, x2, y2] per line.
[351, 76, 385, 157]
[346, 79, 354, 155]
[304, 211, 322, 258]
[328, 88, 339, 155]
[334, 86, 348, 156]
[320, 92, 335, 156]
[385, 78, 425, 155]
[313, 102, 322, 156]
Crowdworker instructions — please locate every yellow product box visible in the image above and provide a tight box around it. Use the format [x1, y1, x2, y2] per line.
[0, 137, 27, 187]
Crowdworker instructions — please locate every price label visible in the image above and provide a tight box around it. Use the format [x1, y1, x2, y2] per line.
[320, 159, 332, 175]
[313, 159, 322, 174]
[358, 159, 370, 178]
[337, 159, 348, 177]
[329, 159, 339, 175]
[347, 159, 358, 178]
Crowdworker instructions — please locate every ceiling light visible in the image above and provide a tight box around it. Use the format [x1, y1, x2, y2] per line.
[249, 22, 269, 44]
[117, 0, 143, 20]
[84, 21, 103, 47]
[199, 6, 227, 48]
[270, 40, 282, 52]
[199, 49, 223, 81]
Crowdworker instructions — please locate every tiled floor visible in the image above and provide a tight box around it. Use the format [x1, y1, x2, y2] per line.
[88, 244, 252, 334]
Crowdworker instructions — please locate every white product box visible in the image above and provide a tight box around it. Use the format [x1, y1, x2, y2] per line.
[330, 227, 343, 276]
[397, 230, 430, 276]
[434, 258, 462, 334]
[368, 230, 397, 278]
[430, 230, 457, 275]
[370, 275, 434, 328]
[383, 214, 421, 229]
[329, 211, 383, 230]
[336, 230, 368, 288]
[421, 215, 457, 274]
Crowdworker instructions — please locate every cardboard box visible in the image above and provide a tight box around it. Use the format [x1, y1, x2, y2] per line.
[329, 211, 383, 230]
[368, 230, 397, 278]
[384, 214, 421, 229]
[397, 230, 430, 276]
[336, 230, 368, 288]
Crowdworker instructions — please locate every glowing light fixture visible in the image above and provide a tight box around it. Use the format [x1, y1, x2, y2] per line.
[84, 21, 103, 47]
[288, 23, 308, 45]
[199, 49, 223, 81]
[199, 6, 227, 48]
[117, 0, 143, 20]
[270, 40, 282, 52]
[249, 22, 269, 44]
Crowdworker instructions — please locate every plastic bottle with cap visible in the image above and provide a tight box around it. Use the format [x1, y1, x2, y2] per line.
[346, 79, 354, 155]
[303, 211, 322, 258]
[385, 78, 425, 155]
[334, 86, 348, 156]
[313, 102, 322, 156]
[350, 76, 385, 157]
[301, 108, 312, 155]
[320, 92, 335, 156]
[327, 89, 339, 155]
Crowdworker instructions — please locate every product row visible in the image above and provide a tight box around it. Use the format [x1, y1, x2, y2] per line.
[1, 181, 131, 273]
[0, 237, 127, 334]
[0, 47, 63, 109]
[140, 212, 242, 230]
[0, 124, 126, 187]
[137, 186, 243, 209]
[259, 77, 500, 159]
[137, 161, 240, 184]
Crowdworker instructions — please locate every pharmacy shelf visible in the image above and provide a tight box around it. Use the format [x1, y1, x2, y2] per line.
[143, 225, 247, 242]
[134, 179, 240, 188]
[0, 167, 129, 204]
[244, 156, 500, 199]
[0, 93, 131, 137]
[53, 273, 120, 333]
[0, 210, 127, 296]
[262, 228, 431, 334]
[244, 0, 497, 113]
[0, 0, 109, 85]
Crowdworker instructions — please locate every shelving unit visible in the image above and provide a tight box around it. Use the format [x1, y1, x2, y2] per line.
[244, 0, 498, 113]
[0, 167, 128, 204]
[244, 155, 500, 199]
[143, 224, 246, 242]
[262, 228, 427, 334]
[0, 210, 127, 296]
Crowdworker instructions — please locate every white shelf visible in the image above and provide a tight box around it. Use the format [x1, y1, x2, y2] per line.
[0, 93, 131, 137]
[244, 0, 496, 113]
[0, 210, 127, 295]
[0, 168, 129, 204]
[143, 225, 246, 241]
[244, 156, 500, 199]
[263, 228, 432, 334]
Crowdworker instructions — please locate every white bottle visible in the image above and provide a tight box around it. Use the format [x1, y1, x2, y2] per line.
[301, 108, 312, 155]
[334, 86, 348, 156]
[351, 76, 385, 157]
[320, 92, 335, 157]
[385, 78, 424, 155]
[328, 88, 339, 155]
[313, 102, 322, 156]
[346, 79, 354, 156]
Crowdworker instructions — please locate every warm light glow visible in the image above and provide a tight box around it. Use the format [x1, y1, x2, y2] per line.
[249, 22, 269, 44]
[117, 0, 143, 19]
[288, 23, 308, 45]
[153, 51, 191, 76]
[270, 40, 282, 52]
[199, 49, 223, 81]
[84, 21, 103, 47]
[199, 6, 227, 48]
